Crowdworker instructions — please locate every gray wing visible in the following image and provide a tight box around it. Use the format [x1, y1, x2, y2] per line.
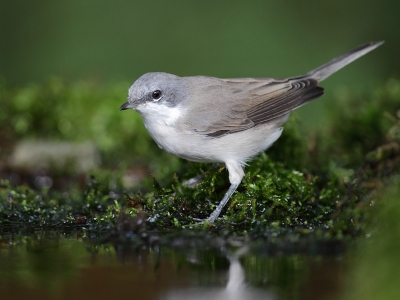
[181, 41, 384, 137]
[184, 77, 323, 137]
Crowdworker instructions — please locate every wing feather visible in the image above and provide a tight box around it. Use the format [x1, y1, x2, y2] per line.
[183, 76, 324, 137]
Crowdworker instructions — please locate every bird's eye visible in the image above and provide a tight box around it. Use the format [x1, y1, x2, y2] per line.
[152, 90, 162, 100]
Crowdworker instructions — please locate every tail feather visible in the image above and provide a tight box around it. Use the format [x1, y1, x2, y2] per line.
[304, 41, 384, 82]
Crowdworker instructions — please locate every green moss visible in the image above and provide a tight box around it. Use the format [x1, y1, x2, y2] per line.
[0, 173, 125, 233]
[321, 79, 400, 167]
[267, 114, 309, 170]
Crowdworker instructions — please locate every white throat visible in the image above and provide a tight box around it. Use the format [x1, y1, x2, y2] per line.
[136, 102, 183, 126]
[135, 102, 185, 152]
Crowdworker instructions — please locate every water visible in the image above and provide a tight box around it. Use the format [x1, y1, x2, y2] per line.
[0, 232, 345, 300]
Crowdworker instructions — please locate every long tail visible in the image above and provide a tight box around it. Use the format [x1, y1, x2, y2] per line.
[304, 41, 384, 82]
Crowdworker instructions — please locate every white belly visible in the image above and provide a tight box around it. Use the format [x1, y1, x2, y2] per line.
[144, 119, 285, 165]
[138, 102, 288, 165]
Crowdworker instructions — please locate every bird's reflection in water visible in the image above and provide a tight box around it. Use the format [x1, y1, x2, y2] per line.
[161, 250, 274, 300]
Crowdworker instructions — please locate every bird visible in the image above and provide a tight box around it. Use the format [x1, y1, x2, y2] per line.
[120, 41, 384, 223]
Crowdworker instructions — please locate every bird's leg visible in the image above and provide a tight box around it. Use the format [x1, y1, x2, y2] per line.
[182, 173, 204, 189]
[205, 183, 239, 222]
[182, 165, 221, 189]
[194, 161, 244, 223]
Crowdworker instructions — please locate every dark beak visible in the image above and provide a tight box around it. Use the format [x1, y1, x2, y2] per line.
[119, 101, 130, 111]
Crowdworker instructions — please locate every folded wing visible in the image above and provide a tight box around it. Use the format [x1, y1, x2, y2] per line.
[186, 77, 323, 137]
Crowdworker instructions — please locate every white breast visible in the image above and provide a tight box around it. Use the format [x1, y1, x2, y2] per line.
[137, 102, 288, 165]
[137, 102, 187, 152]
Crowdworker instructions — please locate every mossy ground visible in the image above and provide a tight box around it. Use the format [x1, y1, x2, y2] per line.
[0, 78, 399, 250]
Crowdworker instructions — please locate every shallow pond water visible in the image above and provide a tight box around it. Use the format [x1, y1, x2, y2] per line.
[0, 232, 345, 300]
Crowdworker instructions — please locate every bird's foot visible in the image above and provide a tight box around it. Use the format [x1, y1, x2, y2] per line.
[192, 211, 221, 224]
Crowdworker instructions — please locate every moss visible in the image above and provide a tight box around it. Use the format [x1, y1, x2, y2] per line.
[321, 79, 400, 167]
[0, 173, 126, 233]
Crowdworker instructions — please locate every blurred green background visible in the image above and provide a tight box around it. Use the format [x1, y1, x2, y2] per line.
[1, 0, 398, 128]
[1, 0, 397, 87]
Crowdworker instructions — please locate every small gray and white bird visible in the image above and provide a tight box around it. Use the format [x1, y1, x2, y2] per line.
[120, 41, 383, 223]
